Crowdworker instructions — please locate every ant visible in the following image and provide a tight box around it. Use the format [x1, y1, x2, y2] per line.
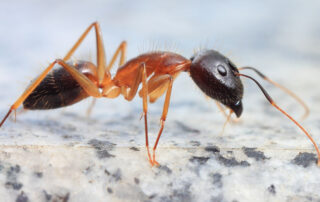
[0, 22, 319, 166]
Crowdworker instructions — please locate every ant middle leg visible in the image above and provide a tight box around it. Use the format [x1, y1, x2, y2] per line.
[87, 41, 127, 117]
[86, 98, 97, 117]
[106, 41, 127, 71]
[63, 22, 107, 85]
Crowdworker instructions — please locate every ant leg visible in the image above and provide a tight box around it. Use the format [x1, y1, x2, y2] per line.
[53, 60, 101, 98]
[86, 98, 97, 117]
[215, 101, 228, 117]
[146, 75, 174, 166]
[116, 63, 153, 165]
[9, 108, 28, 121]
[0, 60, 101, 127]
[139, 74, 179, 164]
[140, 64, 153, 165]
[139, 74, 175, 103]
[219, 109, 232, 136]
[215, 101, 239, 124]
[87, 41, 127, 116]
[106, 41, 127, 71]
[122, 63, 146, 101]
[1, 22, 106, 127]
[238, 66, 309, 120]
[63, 22, 107, 85]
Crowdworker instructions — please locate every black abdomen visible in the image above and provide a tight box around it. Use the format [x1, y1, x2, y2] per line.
[23, 63, 91, 110]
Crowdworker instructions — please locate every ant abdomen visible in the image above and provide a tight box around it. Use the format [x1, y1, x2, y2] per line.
[23, 61, 97, 110]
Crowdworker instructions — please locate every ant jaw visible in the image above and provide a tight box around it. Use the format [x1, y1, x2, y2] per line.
[228, 100, 243, 118]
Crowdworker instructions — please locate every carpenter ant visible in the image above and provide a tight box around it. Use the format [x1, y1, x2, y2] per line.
[0, 22, 319, 166]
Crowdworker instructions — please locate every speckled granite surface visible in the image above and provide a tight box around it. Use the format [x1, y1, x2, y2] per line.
[1, 1, 320, 202]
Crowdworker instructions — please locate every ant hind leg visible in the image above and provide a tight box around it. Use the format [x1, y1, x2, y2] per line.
[1, 22, 107, 127]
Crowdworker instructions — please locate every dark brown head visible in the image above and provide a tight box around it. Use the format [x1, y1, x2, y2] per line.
[190, 50, 244, 117]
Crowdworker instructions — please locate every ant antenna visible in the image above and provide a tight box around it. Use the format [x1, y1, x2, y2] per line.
[238, 67, 309, 120]
[236, 72, 320, 166]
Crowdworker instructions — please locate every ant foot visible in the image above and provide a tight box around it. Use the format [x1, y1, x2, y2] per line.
[146, 146, 154, 166]
[230, 118, 241, 124]
[152, 159, 160, 167]
[148, 159, 154, 166]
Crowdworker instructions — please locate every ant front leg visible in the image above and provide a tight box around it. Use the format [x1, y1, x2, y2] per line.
[215, 101, 240, 131]
[0, 60, 101, 127]
[215, 101, 237, 121]
[219, 108, 232, 136]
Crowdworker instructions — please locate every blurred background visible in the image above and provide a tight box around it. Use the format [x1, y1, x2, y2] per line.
[1, 1, 320, 66]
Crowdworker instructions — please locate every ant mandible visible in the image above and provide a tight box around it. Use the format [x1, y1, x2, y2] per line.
[0, 22, 319, 166]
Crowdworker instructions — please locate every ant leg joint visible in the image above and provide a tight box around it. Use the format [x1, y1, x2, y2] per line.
[54, 59, 64, 64]
[121, 41, 127, 46]
[159, 118, 165, 125]
[140, 62, 146, 67]
[91, 21, 99, 26]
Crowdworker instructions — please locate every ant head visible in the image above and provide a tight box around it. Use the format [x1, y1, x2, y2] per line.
[190, 50, 244, 117]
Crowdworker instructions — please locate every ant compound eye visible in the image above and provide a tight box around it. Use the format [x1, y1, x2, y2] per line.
[217, 65, 227, 76]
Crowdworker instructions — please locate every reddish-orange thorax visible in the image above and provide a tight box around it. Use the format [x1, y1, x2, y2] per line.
[112, 51, 191, 87]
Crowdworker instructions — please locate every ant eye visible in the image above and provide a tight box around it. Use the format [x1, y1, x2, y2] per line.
[217, 65, 227, 76]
